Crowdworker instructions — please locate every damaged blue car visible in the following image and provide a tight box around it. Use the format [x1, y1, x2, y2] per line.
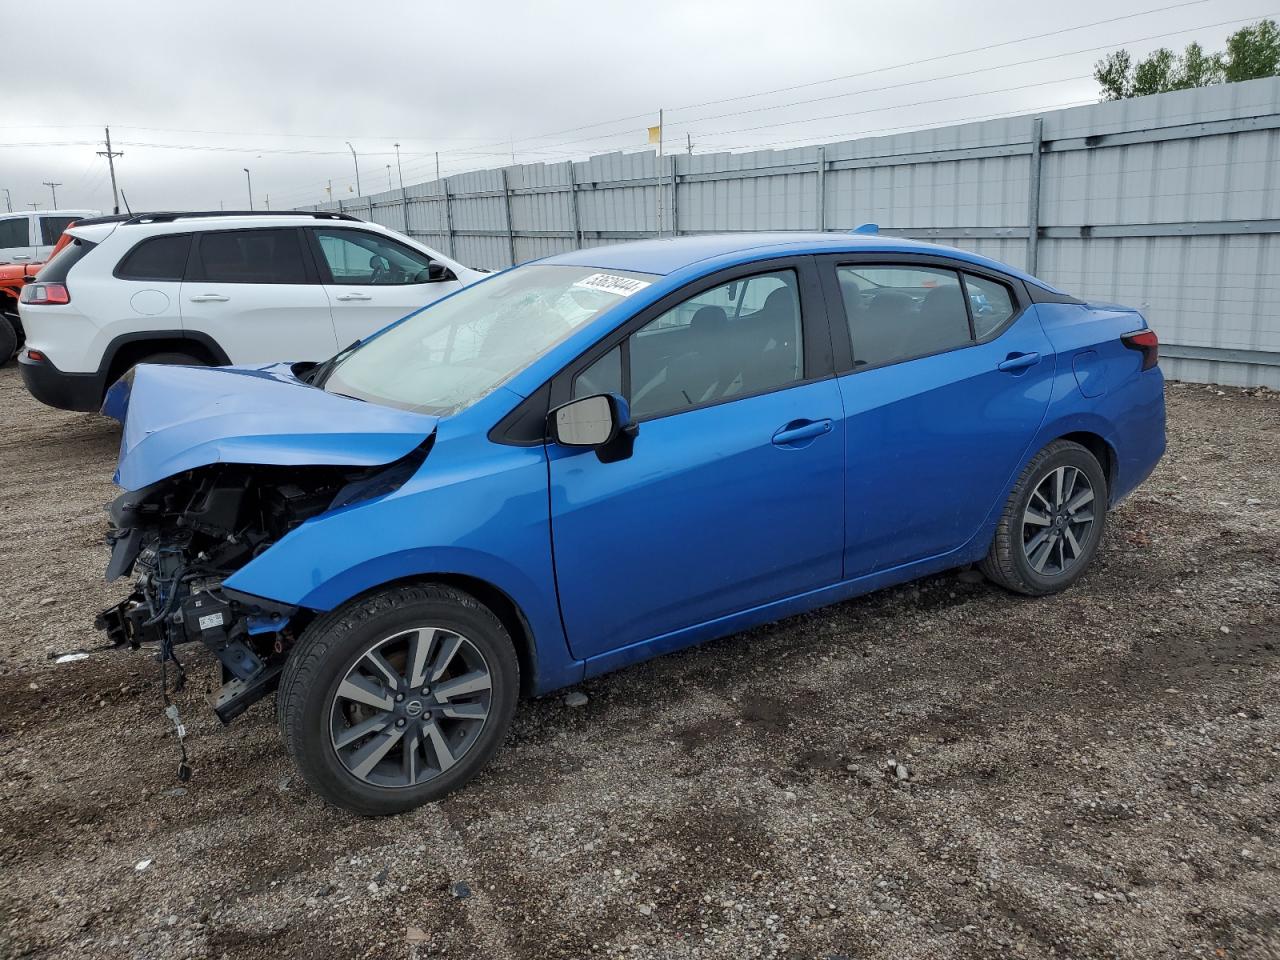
[97, 233, 1166, 815]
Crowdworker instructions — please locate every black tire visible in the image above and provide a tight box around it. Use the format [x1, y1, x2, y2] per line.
[0, 314, 17, 367]
[133, 351, 204, 369]
[278, 584, 519, 816]
[979, 440, 1108, 596]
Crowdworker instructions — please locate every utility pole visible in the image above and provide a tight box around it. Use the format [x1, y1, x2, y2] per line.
[386, 164, 393, 192]
[243, 167, 254, 210]
[394, 144, 405, 191]
[97, 126, 123, 215]
[265, 194, 270, 210]
[435, 151, 441, 183]
[2, 188, 11, 213]
[27, 202, 40, 211]
[686, 133, 693, 155]
[345, 141, 361, 196]
[43, 182, 62, 208]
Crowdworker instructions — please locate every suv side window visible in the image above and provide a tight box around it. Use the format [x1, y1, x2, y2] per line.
[116, 234, 192, 281]
[39, 215, 78, 245]
[573, 269, 804, 420]
[0, 216, 28, 248]
[194, 228, 309, 284]
[312, 228, 439, 285]
[836, 265, 971, 368]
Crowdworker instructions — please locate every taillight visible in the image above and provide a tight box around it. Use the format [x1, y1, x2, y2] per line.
[1122, 329, 1159, 371]
[19, 282, 70, 305]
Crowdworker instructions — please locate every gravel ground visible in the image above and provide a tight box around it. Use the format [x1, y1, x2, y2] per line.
[0, 364, 1277, 960]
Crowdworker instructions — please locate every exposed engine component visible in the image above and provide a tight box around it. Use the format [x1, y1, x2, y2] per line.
[95, 445, 429, 725]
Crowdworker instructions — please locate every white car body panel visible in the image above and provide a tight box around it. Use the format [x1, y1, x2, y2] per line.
[19, 214, 485, 386]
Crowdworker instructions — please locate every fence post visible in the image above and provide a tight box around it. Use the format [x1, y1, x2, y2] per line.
[669, 154, 678, 237]
[1026, 117, 1044, 275]
[400, 185, 410, 234]
[816, 145, 827, 231]
[568, 163, 583, 249]
[501, 168, 517, 267]
[442, 178, 455, 259]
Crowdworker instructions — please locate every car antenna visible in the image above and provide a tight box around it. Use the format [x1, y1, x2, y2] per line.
[120, 191, 133, 216]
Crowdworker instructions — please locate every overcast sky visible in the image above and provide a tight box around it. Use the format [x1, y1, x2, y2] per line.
[2, 0, 1267, 213]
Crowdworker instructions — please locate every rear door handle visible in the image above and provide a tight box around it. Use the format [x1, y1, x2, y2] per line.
[772, 419, 833, 446]
[335, 292, 373, 302]
[997, 351, 1041, 372]
[188, 294, 230, 303]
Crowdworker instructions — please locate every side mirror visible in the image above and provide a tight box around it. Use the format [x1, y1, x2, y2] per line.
[427, 260, 454, 282]
[549, 393, 635, 448]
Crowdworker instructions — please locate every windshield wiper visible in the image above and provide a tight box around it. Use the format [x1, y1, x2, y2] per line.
[308, 339, 362, 389]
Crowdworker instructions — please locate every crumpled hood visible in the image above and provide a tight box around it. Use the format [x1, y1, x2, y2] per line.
[109, 362, 440, 491]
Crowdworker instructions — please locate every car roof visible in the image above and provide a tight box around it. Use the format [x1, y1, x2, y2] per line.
[540, 232, 1056, 290]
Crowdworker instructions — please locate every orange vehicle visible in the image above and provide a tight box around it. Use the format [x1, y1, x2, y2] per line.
[0, 229, 75, 364]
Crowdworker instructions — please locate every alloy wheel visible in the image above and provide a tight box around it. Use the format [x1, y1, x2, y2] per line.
[1021, 465, 1096, 577]
[329, 627, 492, 788]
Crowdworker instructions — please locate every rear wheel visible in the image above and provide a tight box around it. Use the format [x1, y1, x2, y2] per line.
[980, 440, 1107, 596]
[279, 584, 519, 816]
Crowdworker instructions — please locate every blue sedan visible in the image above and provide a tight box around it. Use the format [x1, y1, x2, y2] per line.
[97, 233, 1166, 814]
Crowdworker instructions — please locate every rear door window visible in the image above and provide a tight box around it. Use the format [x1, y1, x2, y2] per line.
[194, 229, 309, 284]
[39, 215, 79, 245]
[115, 234, 192, 281]
[0, 216, 28, 248]
[836, 264, 972, 368]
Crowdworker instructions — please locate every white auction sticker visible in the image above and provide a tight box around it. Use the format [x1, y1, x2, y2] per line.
[198, 612, 226, 631]
[572, 273, 652, 297]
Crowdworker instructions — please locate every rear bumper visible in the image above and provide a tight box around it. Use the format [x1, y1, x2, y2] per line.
[18, 351, 106, 412]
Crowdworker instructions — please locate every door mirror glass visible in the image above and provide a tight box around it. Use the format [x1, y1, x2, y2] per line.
[551, 393, 628, 447]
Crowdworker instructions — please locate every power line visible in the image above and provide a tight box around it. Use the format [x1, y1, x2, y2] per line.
[453, 0, 1217, 156]
[527, 9, 1273, 155]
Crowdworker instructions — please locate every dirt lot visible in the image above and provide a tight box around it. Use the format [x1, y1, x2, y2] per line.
[0, 365, 1277, 960]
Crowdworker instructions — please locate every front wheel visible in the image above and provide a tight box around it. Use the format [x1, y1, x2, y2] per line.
[980, 440, 1108, 596]
[278, 584, 519, 816]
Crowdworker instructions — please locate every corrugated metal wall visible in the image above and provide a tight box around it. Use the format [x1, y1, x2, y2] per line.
[302, 77, 1280, 388]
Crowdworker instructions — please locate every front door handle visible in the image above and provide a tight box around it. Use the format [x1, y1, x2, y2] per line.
[772, 419, 833, 447]
[335, 292, 373, 302]
[997, 351, 1041, 372]
[188, 294, 230, 303]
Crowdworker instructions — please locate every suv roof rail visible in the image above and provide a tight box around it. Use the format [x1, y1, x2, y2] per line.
[121, 210, 360, 226]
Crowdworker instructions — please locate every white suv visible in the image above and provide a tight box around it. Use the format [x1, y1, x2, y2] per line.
[18, 211, 485, 411]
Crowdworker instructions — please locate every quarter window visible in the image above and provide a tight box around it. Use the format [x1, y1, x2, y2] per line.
[837, 265, 971, 368]
[0, 217, 28, 248]
[195, 229, 309, 284]
[313, 229, 438, 285]
[962, 273, 1016, 338]
[573, 270, 804, 420]
[116, 234, 192, 281]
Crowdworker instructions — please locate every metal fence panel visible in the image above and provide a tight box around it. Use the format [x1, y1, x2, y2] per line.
[301, 76, 1280, 387]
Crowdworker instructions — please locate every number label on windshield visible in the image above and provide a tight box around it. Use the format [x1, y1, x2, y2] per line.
[572, 273, 652, 297]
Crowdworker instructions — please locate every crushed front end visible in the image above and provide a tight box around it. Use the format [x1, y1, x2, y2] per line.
[96, 451, 427, 723]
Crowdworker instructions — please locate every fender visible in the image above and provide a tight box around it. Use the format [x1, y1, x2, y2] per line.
[222, 428, 582, 695]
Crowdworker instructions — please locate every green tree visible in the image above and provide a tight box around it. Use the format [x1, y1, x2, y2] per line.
[1222, 19, 1280, 82]
[1094, 19, 1275, 100]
